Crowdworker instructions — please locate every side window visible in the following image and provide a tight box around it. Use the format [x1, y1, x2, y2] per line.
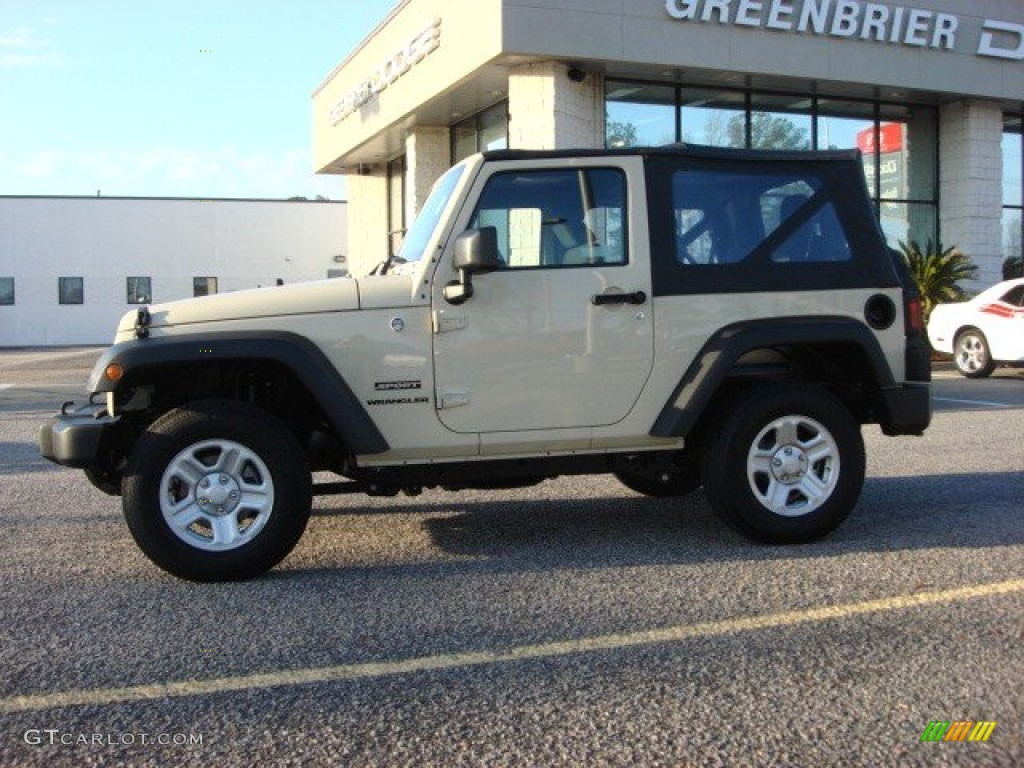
[672, 170, 843, 265]
[469, 168, 627, 268]
[771, 203, 852, 263]
[999, 285, 1024, 307]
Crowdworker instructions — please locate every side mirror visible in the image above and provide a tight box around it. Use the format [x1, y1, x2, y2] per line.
[444, 227, 502, 304]
[453, 227, 502, 274]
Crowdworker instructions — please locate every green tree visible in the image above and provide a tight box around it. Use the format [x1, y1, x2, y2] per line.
[606, 119, 639, 148]
[899, 240, 978, 325]
[727, 112, 809, 150]
[1004, 255, 1023, 280]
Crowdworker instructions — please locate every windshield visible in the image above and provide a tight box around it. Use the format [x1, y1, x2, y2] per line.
[396, 164, 466, 264]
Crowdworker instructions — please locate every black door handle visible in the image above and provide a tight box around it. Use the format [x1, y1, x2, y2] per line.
[591, 291, 647, 306]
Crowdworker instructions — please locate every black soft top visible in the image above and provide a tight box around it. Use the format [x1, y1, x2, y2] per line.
[482, 144, 863, 165]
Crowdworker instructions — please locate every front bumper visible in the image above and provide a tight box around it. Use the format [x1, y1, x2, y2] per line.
[878, 382, 931, 436]
[39, 403, 120, 469]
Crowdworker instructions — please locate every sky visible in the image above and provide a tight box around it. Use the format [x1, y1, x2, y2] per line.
[0, 0, 399, 200]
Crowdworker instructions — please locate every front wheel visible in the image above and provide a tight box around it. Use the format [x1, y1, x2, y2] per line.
[702, 385, 865, 544]
[122, 400, 312, 581]
[954, 329, 996, 378]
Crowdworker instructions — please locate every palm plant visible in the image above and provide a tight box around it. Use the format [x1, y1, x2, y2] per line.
[1004, 254, 1023, 280]
[898, 240, 978, 325]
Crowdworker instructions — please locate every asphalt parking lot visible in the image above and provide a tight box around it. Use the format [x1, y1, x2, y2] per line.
[0, 348, 1021, 767]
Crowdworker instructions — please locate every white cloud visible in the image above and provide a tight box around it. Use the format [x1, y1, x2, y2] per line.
[0, 27, 37, 48]
[18, 150, 64, 178]
[0, 24, 63, 67]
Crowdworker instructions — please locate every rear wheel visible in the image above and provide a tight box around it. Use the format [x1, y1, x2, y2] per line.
[702, 385, 865, 544]
[122, 400, 311, 581]
[954, 329, 996, 378]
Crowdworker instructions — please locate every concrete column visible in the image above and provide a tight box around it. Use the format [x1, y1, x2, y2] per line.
[940, 100, 1004, 287]
[344, 166, 388, 276]
[405, 126, 450, 217]
[508, 61, 604, 150]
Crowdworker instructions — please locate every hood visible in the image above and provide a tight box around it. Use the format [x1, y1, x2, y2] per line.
[116, 277, 362, 336]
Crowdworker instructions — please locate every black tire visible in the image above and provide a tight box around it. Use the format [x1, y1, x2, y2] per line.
[85, 467, 122, 496]
[954, 329, 996, 379]
[614, 452, 702, 497]
[701, 385, 865, 544]
[122, 400, 312, 581]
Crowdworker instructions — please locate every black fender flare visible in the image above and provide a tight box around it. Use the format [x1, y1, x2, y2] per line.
[88, 331, 389, 455]
[650, 316, 896, 439]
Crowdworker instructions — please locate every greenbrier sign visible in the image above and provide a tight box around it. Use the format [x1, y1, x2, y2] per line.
[664, 0, 1024, 60]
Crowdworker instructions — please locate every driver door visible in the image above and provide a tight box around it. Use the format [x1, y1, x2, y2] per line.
[431, 160, 654, 436]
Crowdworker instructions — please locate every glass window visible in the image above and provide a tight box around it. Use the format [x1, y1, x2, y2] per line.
[816, 99, 877, 197]
[193, 277, 217, 297]
[895, 105, 937, 203]
[469, 168, 628, 268]
[126, 276, 151, 304]
[451, 102, 508, 164]
[1004, 119, 1022, 208]
[58, 277, 83, 305]
[397, 164, 465, 264]
[604, 83, 938, 247]
[1004, 209, 1023, 275]
[681, 89, 745, 148]
[672, 169, 823, 265]
[605, 81, 676, 147]
[1000, 284, 1024, 307]
[878, 202, 937, 249]
[452, 121, 477, 164]
[772, 204, 851, 264]
[479, 103, 508, 152]
[750, 93, 812, 150]
[1002, 116, 1022, 276]
[0, 277, 13, 305]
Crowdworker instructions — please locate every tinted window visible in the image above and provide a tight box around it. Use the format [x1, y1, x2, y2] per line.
[469, 168, 627, 268]
[59, 277, 83, 305]
[673, 170, 824, 265]
[1000, 284, 1024, 307]
[126, 276, 151, 304]
[647, 154, 893, 296]
[0, 277, 13, 306]
[193, 277, 217, 297]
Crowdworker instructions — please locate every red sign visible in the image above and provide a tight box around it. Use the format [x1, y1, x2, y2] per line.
[857, 123, 904, 154]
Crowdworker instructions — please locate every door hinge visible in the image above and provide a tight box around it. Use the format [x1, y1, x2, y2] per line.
[433, 311, 468, 334]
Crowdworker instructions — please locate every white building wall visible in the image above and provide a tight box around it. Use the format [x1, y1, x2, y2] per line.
[406, 127, 451, 218]
[939, 100, 1005, 287]
[0, 198, 346, 346]
[508, 62, 604, 150]
[344, 170, 389, 277]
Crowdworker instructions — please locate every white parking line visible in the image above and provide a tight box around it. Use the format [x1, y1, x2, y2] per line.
[1, 577, 1021, 715]
[933, 397, 1013, 409]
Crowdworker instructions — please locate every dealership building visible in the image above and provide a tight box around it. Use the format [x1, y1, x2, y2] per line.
[312, 0, 1023, 284]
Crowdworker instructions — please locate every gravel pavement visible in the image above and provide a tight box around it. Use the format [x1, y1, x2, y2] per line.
[0, 348, 1021, 767]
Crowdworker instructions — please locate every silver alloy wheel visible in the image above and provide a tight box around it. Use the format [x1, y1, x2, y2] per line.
[159, 439, 275, 551]
[956, 333, 987, 374]
[746, 414, 840, 518]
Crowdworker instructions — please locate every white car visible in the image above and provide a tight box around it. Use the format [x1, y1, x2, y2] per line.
[929, 278, 1024, 377]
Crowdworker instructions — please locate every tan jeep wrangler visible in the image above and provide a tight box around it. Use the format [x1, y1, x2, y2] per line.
[40, 146, 931, 581]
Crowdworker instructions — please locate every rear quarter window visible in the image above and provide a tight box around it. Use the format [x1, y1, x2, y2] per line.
[647, 156, 891, 296]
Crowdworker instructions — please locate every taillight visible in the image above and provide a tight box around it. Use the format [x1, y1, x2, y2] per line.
[905, 296, 922, 337]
